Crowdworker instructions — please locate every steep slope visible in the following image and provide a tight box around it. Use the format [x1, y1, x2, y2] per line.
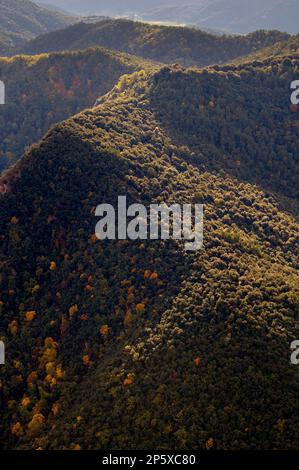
[19, 19, 289, 67]
[0, 30, 26, 56]
[0, 60, 298, 450]
[0, 0, 77, 53]
[149, 60, 299, 203]
[0, 48, 156, 171]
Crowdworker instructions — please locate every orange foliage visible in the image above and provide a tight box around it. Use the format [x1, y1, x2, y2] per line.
[150, 271, 158, 280]
[82, 355, 90, 366]
[25, 310, 37, 322]
[21, 396, 30, 408]
[136, 303, 145, 313]
[27, 371, 38, 387]
[194, 356, 202, 366]
[11, 422, 23, 437]
[205, 437, 214, 450]
[123, 374, 134, 386]
[89, 233, 98, 243]
[100, 324, 109, 337]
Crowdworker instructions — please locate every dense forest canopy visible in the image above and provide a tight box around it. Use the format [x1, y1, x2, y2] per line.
[0, 0, 76, 53]
[0, 48, 156, 171]
[19, 19, 290, 67]
[0, 59, 298, 450]
[0, 0, 298, 453]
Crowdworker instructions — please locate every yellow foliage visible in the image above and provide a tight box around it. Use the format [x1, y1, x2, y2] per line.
[25, 310, 37, 322]
[45, 362, 55, 374]
[10, 216, 19, 225]
[45, 374, 53, 383]
[276, 419, 286, 433]
[11, 422, 23, 437]
[69, 304, 79, 317]
[205, 437, 214, 450]
[28, 413, 45, 433]
[31, 284, 40, 294]
[21, 396, 30, 408]
[100, 324, 109, 337]
[8, 320, 18, 335]
[49, 261, 57, 271]
[50, 377, 57, 387]
[40, 337, 58, 368]
[42, 347, 57, 365]
[136, 303, 145, 313]
[44, 337, 57, 348]
[52, 403, 59, 416]
[55, 364, 64, 379]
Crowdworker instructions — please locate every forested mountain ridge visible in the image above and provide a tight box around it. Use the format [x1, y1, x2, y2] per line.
[0, 59, 298, 450]
[148, 59, 299, 203]
[19, 19, 290, 67]
[233, 35, 299, 64]
[0, 47, 157, 171]
[0, 0, 77, 53]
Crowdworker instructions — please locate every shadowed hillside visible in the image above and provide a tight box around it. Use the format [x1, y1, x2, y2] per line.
[19, 19, 289, 67]
[0, 0, 77, 53]
[0, 47, 156, 171]
[0, 59, 298, 450]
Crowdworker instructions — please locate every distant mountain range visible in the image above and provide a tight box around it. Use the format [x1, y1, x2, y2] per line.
[139, 0, 299, 34]
[19, 18, 289, 66]
[37, 0, 299, 34]
[0, 0, 77, 52]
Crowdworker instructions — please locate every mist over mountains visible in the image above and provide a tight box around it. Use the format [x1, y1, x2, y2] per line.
[37, 0, 299, 34]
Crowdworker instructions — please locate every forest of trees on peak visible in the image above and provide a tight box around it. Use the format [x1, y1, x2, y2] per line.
[233, 35, 299, 65]
[148, 58, 299, 204]
[0, 60, 298, 450]
[19, 19, 290, 67]
[0, 48, 156, 171]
